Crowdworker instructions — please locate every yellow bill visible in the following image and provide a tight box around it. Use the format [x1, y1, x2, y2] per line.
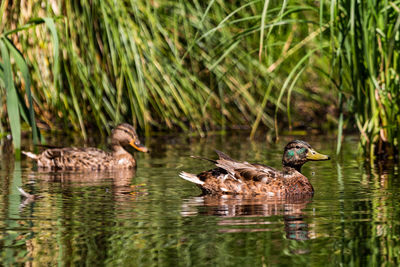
[129, 139, 149, 153]
[306, 149, 330, 161]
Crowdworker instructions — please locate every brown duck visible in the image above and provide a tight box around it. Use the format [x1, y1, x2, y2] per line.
[179, 140, 330, 195]
[23, 123, 148, 170]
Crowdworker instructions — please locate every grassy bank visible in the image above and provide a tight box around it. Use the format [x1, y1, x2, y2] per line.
[0, 0, 399, 159]
[1, 1, 334, 135]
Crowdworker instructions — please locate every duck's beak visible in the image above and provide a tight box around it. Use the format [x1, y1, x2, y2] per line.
[129, 139, 149, 153]
[306, 149, 330, 161]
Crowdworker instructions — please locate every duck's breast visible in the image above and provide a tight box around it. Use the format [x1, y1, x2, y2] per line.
[113, 153, 136, 169]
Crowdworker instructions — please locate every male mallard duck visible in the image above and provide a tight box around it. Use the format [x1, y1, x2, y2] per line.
[23, 123, 148, 170]
[179, 140, 330, 195]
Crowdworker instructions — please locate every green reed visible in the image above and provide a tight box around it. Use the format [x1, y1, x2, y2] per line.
[0, 0, 58, 155]
[1, 0, 332, 142]
[330, 0, 400, 158]
[2, 0, 398, 159]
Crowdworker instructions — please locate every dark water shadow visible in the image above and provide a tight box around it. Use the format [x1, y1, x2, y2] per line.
[16, 168, 145, 265]
[181, 194, 312, 241]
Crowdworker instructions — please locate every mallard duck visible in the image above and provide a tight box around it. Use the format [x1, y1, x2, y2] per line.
[23, 123, 148, 170]
[179, 140, 330, 195]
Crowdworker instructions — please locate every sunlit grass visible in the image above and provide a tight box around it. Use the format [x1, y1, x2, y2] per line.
[331, 0, 400, 159]
[1, 1, 332, 141]
[4, 1, 398, 159]
[0, 1, 57, 155]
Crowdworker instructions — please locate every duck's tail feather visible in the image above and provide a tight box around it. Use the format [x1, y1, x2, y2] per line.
[190, 155, 217, 164]
[179, 171, 205, 185]
[22, 151, 38, 160]
[214, 150, 237, 161]
[17, 187, 34, 199]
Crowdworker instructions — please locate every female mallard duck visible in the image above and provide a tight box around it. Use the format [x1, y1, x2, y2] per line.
[23, 123, 148, 170]
[179, 140, 330, 195]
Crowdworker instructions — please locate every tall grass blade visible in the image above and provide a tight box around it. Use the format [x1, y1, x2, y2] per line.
[286, 66, 306, 131]
[5, 38, 40, 144]
[42, 18, 60, 90]
[0, 38, 21, 157]
[0, 0, 6, 32]
[336, 112, 343, 155]
[259, 0, 270, 61]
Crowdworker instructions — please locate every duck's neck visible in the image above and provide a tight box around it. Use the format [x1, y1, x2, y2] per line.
[111, 144, 129, 156]
[283, 165, 302, 174]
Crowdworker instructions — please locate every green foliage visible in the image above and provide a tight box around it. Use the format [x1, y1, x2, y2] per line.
[2, 0, 398, 159]
[0, 10, 59, 155]
[0, 38, 21, 155]
[1, 0, 332, 142]
[331, 0, 400, 158]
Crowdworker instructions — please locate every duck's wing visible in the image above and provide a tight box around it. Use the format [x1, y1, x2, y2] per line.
[215, 150, 280, 183]
[40, 147, 110, 169]
[43, 147, 107, 158]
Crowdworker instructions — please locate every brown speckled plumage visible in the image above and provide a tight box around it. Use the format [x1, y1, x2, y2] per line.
[23, 123, 148, 170]
[180, 140, 330, 196]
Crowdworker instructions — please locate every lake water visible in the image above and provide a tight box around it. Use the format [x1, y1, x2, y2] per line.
[0, 133, 399, 266]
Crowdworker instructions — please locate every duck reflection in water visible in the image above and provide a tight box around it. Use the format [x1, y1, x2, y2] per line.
[23, 168, 145, 204]
[181, 194, 312, 241]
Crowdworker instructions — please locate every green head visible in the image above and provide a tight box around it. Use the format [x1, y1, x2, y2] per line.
[282, 140, 330, 171]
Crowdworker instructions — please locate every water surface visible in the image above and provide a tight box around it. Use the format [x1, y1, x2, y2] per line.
[0, 134, 399, 266]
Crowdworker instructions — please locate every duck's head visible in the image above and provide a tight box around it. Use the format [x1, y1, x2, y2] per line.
[111, 123, 149, 153]
[282, 140, 329, 171]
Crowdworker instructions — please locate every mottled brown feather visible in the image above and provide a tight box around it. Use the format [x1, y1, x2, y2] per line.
[23, 123, 147, 170]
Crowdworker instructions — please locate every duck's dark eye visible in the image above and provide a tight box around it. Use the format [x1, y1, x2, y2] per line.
[295, 146, 300, 149]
